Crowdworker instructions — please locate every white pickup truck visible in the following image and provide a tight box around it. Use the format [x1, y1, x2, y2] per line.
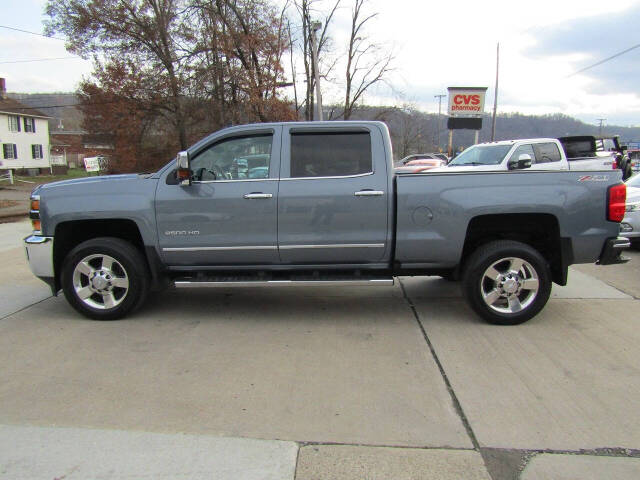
[439, 137, 616, 172]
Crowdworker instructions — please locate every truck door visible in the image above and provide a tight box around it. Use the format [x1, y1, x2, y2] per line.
[277, 125, 390, 264]
[155, 128, 281, 266]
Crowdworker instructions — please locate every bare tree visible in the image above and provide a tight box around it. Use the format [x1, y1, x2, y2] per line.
[291, 0, 340, 120]
[342, 0, 392, 120]
[190, 0, 293, 124]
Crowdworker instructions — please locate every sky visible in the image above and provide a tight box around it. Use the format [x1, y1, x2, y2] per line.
[1, 0, 639, 127]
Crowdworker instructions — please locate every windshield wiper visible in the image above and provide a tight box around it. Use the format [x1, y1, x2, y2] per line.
[450, 162, 485, 166]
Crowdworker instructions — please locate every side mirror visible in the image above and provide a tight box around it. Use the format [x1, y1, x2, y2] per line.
[176, 151, 191, 186]
[509, 153, 532, 170]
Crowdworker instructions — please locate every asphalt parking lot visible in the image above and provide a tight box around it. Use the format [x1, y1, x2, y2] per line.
[1, 220, 639, 479]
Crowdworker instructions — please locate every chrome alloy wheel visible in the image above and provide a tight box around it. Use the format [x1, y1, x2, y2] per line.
[72, 254, 129, 310]
[480, 257, 539, 314]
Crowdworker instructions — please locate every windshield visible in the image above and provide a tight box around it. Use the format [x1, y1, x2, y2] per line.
[448, 145, 513, 166]
[626, 174, 640, 188]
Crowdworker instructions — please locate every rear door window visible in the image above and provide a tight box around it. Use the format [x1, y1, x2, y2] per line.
[533, 143, 561, 163]
[290, 132, 372, 178]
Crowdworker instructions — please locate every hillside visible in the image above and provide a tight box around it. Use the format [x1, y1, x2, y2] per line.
[6, 93, 639, 157]
[7, 93, 83, 131]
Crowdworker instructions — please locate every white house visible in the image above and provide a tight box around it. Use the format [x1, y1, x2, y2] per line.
[0, 78, 51, 172]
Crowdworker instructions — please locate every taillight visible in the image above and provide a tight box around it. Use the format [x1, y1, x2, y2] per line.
[608, 183, 626, 222]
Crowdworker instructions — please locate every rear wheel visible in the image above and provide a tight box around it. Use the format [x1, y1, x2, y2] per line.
[462, 240, 551, 325]
[61, 237, 149, 320]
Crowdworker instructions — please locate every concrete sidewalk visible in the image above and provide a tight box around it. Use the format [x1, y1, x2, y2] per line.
[0, 220, 50, 318]
[1, 226, 639, 479]
[0, 424, 298, 480]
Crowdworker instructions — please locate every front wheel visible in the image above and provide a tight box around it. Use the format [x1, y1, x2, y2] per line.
[462, 240, 552, 325]
[61, 237, 149, 320]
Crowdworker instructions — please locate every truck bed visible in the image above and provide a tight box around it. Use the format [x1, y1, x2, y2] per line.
[394, 170, 622, 270]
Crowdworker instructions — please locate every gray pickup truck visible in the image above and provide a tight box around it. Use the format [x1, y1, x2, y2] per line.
[25, 121, 630, 325]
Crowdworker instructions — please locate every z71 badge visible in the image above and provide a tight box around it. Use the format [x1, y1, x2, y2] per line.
[578, 175, 609, 182]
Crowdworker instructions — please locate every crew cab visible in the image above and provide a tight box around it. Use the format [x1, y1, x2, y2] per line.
[24, 122, 629, 325]
[439, 137, 617, 172]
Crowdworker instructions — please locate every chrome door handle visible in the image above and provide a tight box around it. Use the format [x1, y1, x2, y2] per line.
[354, 190, 384, 197]
[243, 193, 273, 199]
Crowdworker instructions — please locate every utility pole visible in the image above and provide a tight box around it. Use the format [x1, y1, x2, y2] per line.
[310, 21, 323, 121]
[597, 118, 606, 135]
[434, 94, 446, 150]
[491, 42, 499, 141]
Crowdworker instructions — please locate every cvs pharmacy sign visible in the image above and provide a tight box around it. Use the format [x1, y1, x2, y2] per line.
[447, 87, 487, 116]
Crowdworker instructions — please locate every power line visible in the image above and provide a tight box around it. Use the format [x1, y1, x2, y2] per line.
[3, 103, 84, 110]
[0, 57, 79, 64]
[567, 43, 640, 77]
[7, 99, 151, 110]
[0, 25, 66, 41]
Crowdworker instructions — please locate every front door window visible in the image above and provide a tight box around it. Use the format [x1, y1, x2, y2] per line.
[190, 135, 273, 182]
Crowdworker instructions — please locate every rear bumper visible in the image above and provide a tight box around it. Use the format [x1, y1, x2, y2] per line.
[597, 236, 630, 265]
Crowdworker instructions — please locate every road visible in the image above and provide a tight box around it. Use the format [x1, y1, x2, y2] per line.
[1, 221, 639, 479]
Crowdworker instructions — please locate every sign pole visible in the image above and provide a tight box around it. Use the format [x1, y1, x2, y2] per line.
[491, 43, 499, 141]
[474, 130, 479, 145]
[448, 130, 453, 157]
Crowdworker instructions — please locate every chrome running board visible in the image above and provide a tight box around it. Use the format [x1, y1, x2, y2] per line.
[174, 278, 394, 288]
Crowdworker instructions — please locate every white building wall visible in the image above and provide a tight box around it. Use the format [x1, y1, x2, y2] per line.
[0, 114, 50, 170]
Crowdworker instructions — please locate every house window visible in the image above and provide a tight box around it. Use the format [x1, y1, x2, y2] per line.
[2, 144, 18, 159]
[32, 144, 44, 159]
[23, 117, 36, 133]
[8, 115, 20, 132]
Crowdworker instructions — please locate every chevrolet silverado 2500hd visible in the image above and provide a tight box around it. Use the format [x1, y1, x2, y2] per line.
[24, 121, 629, 324]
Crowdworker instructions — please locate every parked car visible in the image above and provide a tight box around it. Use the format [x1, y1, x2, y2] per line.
[25, 121, 629, 325]
[435, 137, 617, 172]
[621, 173, 640, 248]
[395, 158, 446, 174]
[396, 153, 448, 167]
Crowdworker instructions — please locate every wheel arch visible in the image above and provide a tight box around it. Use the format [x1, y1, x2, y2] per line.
[460, 213, 571, 286]
[53, 219, 164, 293]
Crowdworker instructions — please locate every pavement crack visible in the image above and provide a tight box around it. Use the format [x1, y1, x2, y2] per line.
[293, 443, 301, 480]
[299, 440, 475, 451]
[0, 295, 52, 321]
[398, 279, 481, 452]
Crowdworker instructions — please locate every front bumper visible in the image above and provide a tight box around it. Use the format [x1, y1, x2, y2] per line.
[24, 235, 54, 277]
[597, 236, 630, 265]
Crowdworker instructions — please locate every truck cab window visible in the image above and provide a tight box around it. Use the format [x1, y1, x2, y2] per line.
[508, 144, 535, 164]
[533, 143, 561, 163]
[190, 134, 272, 181]
[290, 132, 372, 178]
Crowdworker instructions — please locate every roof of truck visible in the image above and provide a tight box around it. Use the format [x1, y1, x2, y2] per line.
[475, 138, 558, 146]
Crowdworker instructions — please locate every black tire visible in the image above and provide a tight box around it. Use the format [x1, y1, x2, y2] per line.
[631, 239, 640, 251]
[61, 237, 149, 320]
[462, 240, 552, 325]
